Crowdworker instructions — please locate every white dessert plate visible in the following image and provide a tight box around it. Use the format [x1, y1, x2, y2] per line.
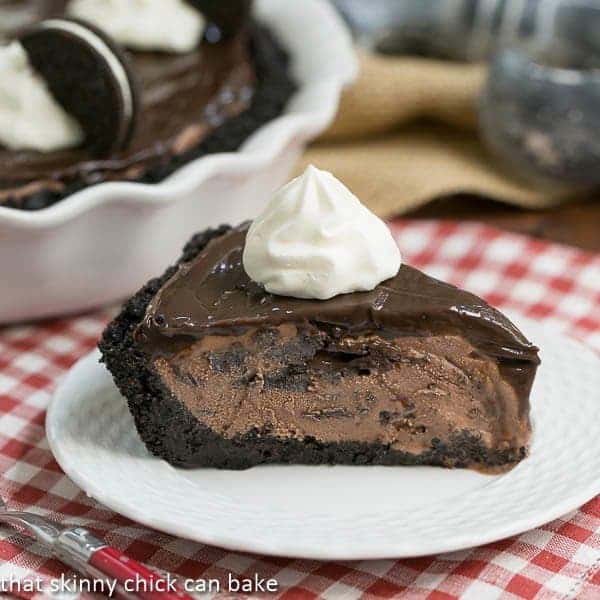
[47, 316, 600, 560]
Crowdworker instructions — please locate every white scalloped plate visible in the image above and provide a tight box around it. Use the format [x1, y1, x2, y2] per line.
[47, 316, 600, 560]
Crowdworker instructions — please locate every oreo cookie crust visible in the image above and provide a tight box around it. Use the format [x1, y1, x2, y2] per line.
[99, 226, 539, 471]
[2, 24, 295, 211]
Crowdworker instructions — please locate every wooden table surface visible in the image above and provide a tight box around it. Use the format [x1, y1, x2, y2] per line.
[408, 195, 600, 253]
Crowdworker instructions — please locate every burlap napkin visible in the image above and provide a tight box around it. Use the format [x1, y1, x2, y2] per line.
[296, 51, 579, 218]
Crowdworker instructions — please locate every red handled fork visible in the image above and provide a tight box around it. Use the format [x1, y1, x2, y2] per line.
[0, 495, 193, 600]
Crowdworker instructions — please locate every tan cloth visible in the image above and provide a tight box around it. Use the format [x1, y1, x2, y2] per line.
[296, 51, 578, 218]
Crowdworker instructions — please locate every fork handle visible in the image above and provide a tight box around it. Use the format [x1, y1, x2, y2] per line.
[56, 527, 192, 600]
[89, 546, 191, 600]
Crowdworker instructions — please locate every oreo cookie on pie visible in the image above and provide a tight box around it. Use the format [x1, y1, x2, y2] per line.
[100, 167, 540, 471]
[0, 0, 295, 210]
[19, 18, 138, 156]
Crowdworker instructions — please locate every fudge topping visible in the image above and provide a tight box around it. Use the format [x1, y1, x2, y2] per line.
[137, 223, 540, 366]
[185, 0, 253, 38]
[0, 0, 255, 203]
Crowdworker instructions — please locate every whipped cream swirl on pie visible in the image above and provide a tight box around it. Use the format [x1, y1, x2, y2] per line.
[67, 0, 206, 53]
[243, 165, 402, 300]
[0, 42, 83, 152]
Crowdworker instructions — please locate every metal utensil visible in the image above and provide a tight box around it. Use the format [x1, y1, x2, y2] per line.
[0, 495, 192, 600]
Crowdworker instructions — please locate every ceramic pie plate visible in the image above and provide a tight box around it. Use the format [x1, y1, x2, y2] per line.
[47, 315, 600, 560]
[0, 0, 357, 324]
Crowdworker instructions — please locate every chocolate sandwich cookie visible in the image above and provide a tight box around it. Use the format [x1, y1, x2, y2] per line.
[20, 18, 138, 156]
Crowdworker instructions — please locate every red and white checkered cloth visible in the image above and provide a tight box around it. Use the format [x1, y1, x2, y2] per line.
[1, 220, 599, 600]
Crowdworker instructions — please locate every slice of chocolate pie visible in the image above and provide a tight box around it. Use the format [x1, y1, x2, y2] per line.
[100, 167, 540, 471]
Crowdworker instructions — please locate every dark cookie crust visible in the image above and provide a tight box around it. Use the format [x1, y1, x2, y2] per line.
[99, 227, 528, 470]
[7, 24, 295, 211]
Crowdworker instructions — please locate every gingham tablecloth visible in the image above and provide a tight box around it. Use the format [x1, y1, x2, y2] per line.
[1, 220, 599, 600]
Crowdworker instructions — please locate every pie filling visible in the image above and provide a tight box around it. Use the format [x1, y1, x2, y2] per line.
[155, 323, 532, 458]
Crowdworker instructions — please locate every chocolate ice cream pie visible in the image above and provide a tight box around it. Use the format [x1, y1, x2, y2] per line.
[100, 166, 540, 471]
[0, 0, 294, 210]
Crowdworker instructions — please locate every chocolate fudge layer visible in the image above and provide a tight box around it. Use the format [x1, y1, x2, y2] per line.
[0, 2, 295, 209]
[100, 224, 540, 471]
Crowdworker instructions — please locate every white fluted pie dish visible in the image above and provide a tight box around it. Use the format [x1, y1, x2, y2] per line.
[0, 0, 357, 324]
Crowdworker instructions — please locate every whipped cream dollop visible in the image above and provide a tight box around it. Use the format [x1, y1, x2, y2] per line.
[67, 0, 205, 53]
[243, 165, 402, 300]
[0, 42, 84, 152]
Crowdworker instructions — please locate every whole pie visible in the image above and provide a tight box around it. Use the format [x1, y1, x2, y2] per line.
[0, 0, 294, 210]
